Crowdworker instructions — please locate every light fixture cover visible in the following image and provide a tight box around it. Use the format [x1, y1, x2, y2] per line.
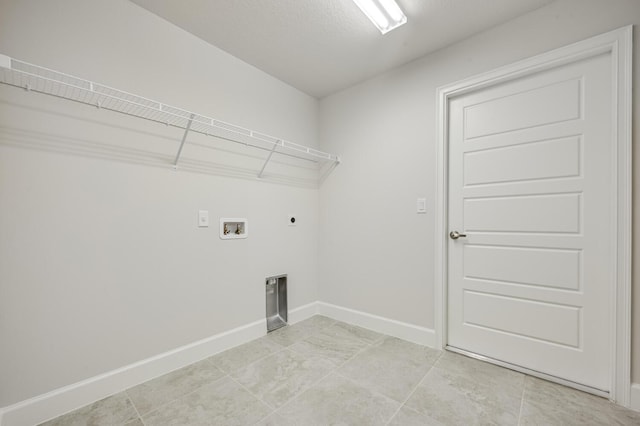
[352, 0, 407, 34]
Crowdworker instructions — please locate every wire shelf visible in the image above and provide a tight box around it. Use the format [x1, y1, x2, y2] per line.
[0, 53, 340, 178]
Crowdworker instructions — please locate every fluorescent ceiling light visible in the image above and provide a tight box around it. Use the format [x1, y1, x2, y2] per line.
[352, 0, 407, 34]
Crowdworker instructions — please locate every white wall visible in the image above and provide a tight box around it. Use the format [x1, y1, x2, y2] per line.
[319, 0, 640, 383]
[0, 0, 320, 407]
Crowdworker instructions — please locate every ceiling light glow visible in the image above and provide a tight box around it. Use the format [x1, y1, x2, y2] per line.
[352, 0, 407, 35]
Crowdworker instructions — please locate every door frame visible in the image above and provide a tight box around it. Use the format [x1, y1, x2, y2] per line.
[434, 26, 633, 405]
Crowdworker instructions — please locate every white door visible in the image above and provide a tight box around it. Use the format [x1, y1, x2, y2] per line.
[447, 51, 613, 392]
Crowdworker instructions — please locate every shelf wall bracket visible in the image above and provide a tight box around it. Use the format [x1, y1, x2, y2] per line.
[173, 113, 195, 168]
[257, 140, 280, 179]
[319, 156, 341, 185]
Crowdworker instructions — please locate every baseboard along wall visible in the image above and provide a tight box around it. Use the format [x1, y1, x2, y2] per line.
[630, 383, 640, 412]
[0, 302, 319, 426]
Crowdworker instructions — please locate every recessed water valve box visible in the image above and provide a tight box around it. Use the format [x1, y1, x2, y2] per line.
[219, 218, 248, 240]
[266, 274, 287, 332]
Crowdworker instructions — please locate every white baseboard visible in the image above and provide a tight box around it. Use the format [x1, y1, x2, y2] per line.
[317, 302, 436, 348]
[287, 301, 319, 324]
[0, 316, 273, 426]
[630, 383, 640, 412]
[0, 301, 433, 426]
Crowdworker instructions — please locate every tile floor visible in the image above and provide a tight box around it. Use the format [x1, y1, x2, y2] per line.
[40, 316, 640, 426]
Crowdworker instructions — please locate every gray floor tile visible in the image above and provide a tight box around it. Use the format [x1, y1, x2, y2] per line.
[299, 315, 337, 328]
[288, 326, 368, 366]
[405, 365, 522, 426]
[338, 336, 440, 402]
[253, 412, 296, 426]
[210, 336, 284, 373]
[124, 419, 144, 426]
[521, 376, 640, 425]
[231, 348, 334, 408]
[278, 373, 400, 426]
[142, 376, 271, 426]
[39, 392, 139, 426]
[126, 359, 225, 415]
[265, 316, 336, 347]
[435, 351, 524, 395]
[387, 406, 445, 426]
[328, 321, 385, 344]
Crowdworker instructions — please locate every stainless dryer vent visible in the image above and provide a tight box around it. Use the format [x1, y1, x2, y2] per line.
[266, 274, 287, 332]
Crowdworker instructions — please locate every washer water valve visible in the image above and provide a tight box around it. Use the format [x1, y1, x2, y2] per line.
[220, 218, 248, 240]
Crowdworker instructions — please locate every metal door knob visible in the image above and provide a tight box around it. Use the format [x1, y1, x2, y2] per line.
[449, 231, 467, 240]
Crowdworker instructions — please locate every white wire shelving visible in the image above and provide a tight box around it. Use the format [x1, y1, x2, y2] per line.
[0, 53, 340, 180]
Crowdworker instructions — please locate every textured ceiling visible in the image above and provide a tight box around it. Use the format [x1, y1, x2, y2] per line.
[130, 0, 555, 98]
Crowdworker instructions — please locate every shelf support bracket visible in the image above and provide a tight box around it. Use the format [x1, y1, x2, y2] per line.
[257, 140, 280, 179]
[173, 113, 195, 168]
[319, 156, 341, 185]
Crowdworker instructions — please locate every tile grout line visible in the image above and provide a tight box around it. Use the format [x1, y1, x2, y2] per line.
[204, 327, 310, 414]
[225, 364, 280, 411]
[517, 376, 527, 426]
[210, 315, 334, 376]
[128, 352, 282, 426]
[130, 370, 230, 421]
[225, 374, 279, 419]
[382, 350, 444, 426]
[286, 331, 380, 358]
[332, 368, 411, 407]
[211, 317, 345, 424]
[278, 330, 437, 425]
[124, 390, 147, 426]
[278, 331, 430, 421]
[240, 318, 353, 424]
[216, 339, 289, 376]
[115, 356, 229, 423]
[273, 332, 383, 422]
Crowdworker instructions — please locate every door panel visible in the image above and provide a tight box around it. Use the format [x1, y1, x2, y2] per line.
[463, 78, 581, 139]
[463, 291, 580, 347]
[463, 136, 581, 186]
[464, 245, 581, 290]
[464, 193, 581, 233]
[447, 52, 612, 391]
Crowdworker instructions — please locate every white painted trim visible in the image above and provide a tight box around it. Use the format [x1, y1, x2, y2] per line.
[434, 69, 449, 352]
[288, 301, 320, 324]
[630, 383, 640, 412]
[0, 303, 286, 426]
[435, 26, 632, 406]
[611, 25, 633, 408]
[0, 318, 266, 426]
[0, 301, 322, 426]
[317, 302, 436, 347]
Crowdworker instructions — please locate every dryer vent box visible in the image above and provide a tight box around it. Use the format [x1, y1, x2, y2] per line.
[266, 274, 287, 332]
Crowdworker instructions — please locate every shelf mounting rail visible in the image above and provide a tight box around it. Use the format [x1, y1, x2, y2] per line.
[0, 54, 341, 178]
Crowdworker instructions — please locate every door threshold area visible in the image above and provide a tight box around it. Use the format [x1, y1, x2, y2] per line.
[445, 345, 609, 399]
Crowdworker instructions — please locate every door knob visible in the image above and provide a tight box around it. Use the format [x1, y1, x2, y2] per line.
[449, 231, 467, 240]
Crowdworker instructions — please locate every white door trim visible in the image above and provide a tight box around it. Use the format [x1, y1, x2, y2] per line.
[434, 26, 633, 406]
